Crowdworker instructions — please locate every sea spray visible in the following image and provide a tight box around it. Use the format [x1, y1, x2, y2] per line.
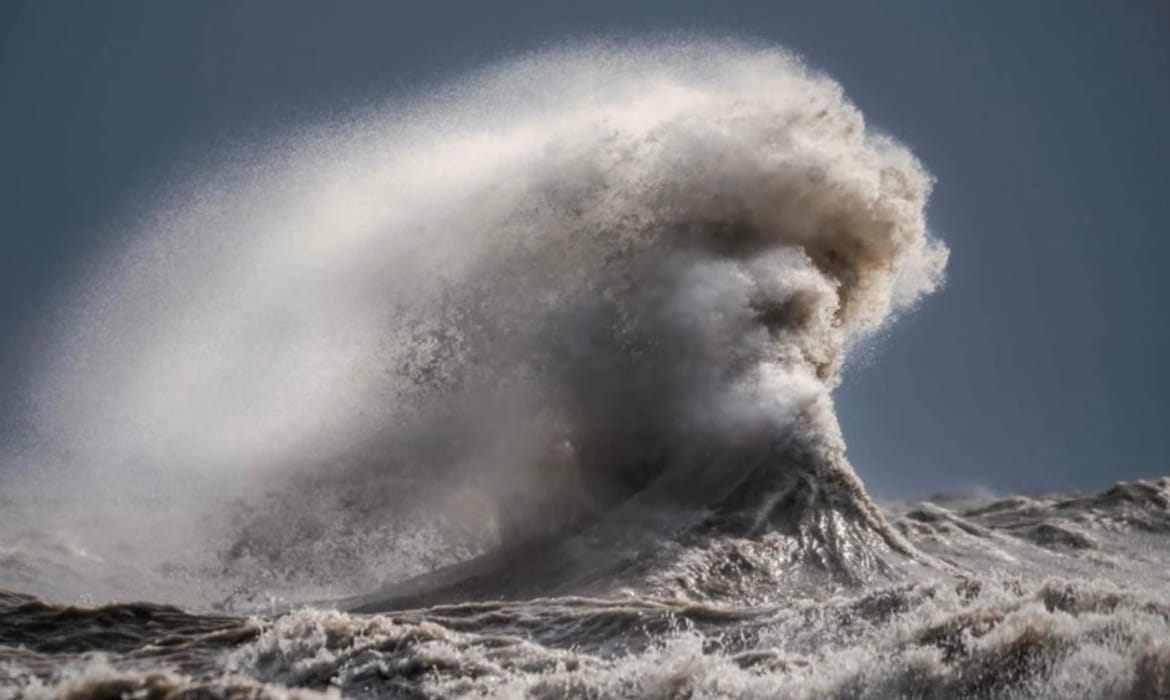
[6, 40, 945, 607]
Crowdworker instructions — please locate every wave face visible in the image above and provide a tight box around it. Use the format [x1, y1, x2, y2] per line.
[1, 41, 946, 608]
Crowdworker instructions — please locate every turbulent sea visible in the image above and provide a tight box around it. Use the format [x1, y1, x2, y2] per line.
[4, 481, 1170, 699]
[1, 41, 1167, 698]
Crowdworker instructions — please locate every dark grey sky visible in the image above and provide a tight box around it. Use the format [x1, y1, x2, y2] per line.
[2, 1, 1167, 495]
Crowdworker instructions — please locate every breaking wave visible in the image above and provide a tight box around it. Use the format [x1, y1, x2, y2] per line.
[2, 40, 946, 609]
[4, 34, 1170, 692]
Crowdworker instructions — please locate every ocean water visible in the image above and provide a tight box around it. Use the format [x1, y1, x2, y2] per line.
[4, 480, 1170, 698]
[1, 41, 1165, 699]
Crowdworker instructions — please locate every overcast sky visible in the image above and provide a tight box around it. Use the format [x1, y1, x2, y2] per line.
[2, 1, 1167, 495]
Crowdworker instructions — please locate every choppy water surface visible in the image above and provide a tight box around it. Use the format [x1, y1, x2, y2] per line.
[4, 479, 1169, 699]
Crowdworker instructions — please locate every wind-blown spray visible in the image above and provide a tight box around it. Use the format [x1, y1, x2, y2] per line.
[7, 41, 946, 607]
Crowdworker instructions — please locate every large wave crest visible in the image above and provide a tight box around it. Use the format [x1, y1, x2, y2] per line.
[3, 40, 947, 608]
